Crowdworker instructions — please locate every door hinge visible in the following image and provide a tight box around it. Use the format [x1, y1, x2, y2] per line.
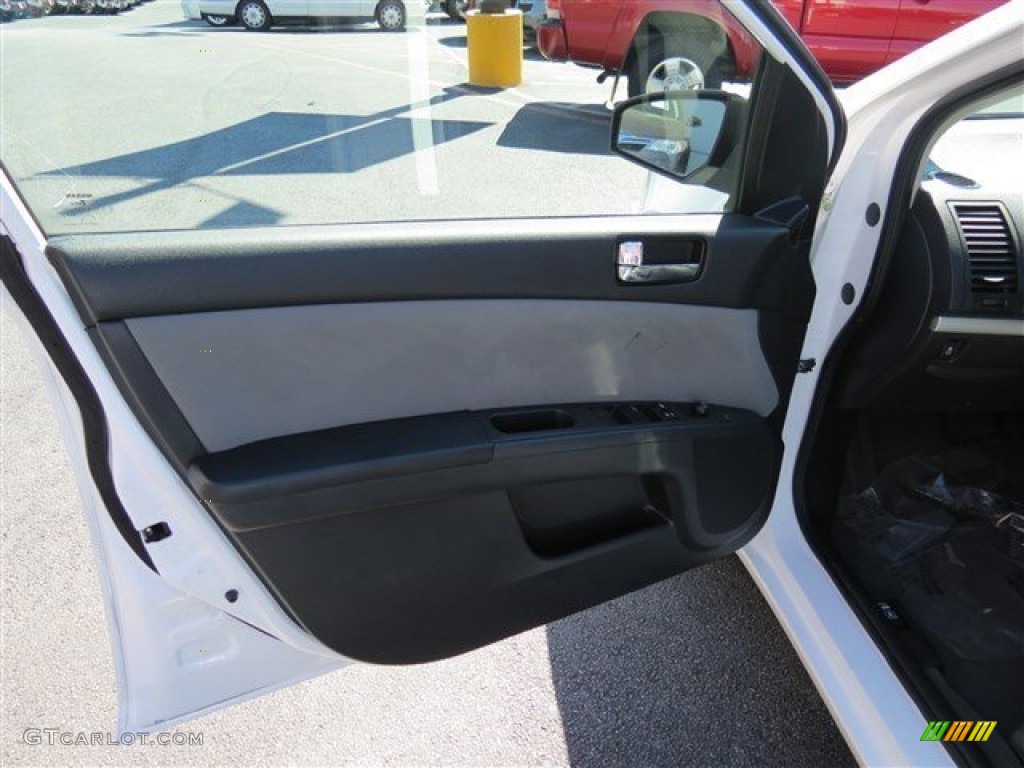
[797, 358, 816, 374]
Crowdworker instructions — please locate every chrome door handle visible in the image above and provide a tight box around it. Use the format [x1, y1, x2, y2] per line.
[616, 240, 703, 284]
[618, 263, 702, 283]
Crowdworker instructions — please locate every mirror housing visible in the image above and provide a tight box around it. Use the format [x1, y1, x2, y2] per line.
[611, 91, 739, 183]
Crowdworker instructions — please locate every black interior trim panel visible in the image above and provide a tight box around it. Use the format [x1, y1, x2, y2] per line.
[191, 402, 774, 533]
[194, 401, 779, 663]
[90, 321, 206, 462]
[46, 214, 792, 324]
[245, 495, 699, 664]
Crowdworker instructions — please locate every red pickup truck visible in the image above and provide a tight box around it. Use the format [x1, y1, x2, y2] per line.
[538, 0, 1007, 96]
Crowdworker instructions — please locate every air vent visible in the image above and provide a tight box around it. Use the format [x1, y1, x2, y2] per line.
[952, 204, 1018, 293]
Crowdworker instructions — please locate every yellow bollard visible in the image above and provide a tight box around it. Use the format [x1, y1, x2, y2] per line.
[466, 9, 523, 88]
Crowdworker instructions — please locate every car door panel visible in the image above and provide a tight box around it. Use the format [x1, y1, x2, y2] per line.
[44, 215, 794, 323]
[42, 213, 800, 664]
[265, 0, 309, 18]
[0, 0, 848, 730]
[46, 215, 798, 457]
[308, 0, 359, 18]
[187, 400, 777, 662]
[121, 300, 777, 451]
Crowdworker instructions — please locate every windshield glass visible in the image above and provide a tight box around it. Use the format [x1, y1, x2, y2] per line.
[929, 82, 1024, 191]
[966, 88, 1024, 118]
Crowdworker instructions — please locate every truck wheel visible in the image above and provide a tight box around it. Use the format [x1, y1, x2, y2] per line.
[642, 56, 705, 94]
[626, 33, 730, 98]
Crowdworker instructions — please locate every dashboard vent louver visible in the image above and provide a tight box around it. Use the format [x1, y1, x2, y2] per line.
[953, 204, 1018, 293]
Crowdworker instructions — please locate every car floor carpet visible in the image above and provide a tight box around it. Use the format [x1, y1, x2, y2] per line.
[831, 441, 1024, 750]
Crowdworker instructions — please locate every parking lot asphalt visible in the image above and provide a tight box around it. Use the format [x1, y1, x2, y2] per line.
[3, 3, 854, 765]
[1, 1, 649, 234]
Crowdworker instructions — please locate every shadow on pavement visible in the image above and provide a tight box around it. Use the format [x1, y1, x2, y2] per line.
[128, 21, 389, 36]
[546, 557, 857, 768]
[59, 112, 488, 176]
[120, 19, 208, 36]
[255, 22, 383, 34]
[497, 101, 612, 156]
[436, 32, 541, 55]
[129, 19, 202, 29]
[196, 199, 283, 228]
[426, 16, 466, 27]
[437, 34, 468, 48]
[45, 90, 491, 218]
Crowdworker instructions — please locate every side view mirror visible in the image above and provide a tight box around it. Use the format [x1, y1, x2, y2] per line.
[611, 91, 737, 182]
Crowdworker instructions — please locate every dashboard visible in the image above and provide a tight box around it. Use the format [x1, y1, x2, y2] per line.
[837, 115, 1023, 411]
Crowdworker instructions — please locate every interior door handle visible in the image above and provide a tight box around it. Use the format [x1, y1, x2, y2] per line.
[616, 240, 703, 284]
[618, 262, 702, 283]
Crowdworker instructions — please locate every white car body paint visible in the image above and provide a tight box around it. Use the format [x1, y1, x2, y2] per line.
[199, 0, 378, 22]
[738, 3, 1022, 766]
[0, 173, 347, 736]
[0, 0, 1020, 752]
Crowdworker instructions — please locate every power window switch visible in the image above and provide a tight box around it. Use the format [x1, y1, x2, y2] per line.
[654, 403, 679, 420]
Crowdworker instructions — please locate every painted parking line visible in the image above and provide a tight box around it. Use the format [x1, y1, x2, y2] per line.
[212, 116, 395, 175]
[236, 30, 544, 115]
[208, 28, 615, 140]
[407, 18, 440, 195]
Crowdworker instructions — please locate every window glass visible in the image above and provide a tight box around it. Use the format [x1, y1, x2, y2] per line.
[929, 83, 1024, 192]
[0, 2, 761, 234]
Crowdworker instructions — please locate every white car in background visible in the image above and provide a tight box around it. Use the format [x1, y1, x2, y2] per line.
[0, 2, 1022, 767]
[181, 0, 233, 25]
[198, 0, 406, 30]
